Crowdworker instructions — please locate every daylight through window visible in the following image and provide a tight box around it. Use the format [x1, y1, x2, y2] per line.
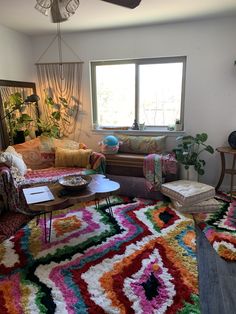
[91, 57, 186, 130]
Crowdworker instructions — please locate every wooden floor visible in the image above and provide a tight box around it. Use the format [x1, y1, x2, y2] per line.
[196, 226, 236, 314]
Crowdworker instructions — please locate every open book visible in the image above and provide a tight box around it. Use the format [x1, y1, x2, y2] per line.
[23, 186, 54, 205]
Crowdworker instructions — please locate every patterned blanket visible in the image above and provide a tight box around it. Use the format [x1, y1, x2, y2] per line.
[143, 153, 177, 191]
[0, 165, 103, 215]
[0, 197, 199, 313]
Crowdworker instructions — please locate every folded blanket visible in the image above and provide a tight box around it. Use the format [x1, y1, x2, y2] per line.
[143, 153, 178, 191]
[0, 166, 32, 215]
[161, 153, 178, 175]
[143, 154, 162, 191]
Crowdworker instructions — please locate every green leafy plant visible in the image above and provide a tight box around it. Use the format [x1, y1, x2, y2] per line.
[4, 92, 33, 139]
[37, 94, 72, 138]
[173, 132, 214, 175]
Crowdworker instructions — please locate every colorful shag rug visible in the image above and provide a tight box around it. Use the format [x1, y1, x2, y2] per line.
[194, 192, 236, 261]
[0, 196, 199, 313]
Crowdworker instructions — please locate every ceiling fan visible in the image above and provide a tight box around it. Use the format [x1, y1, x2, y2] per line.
[35, 0, 142, 23]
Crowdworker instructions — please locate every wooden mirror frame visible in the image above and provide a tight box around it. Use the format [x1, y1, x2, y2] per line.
[0, 80, 40, 149]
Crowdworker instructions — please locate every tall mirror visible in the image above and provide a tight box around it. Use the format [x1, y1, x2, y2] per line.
[0, 80, 40, 149]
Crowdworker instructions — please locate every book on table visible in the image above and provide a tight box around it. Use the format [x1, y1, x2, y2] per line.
[23, 186, 54, 204]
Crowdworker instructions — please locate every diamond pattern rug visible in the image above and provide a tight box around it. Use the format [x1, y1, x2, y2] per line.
[0, 196, 199, 313]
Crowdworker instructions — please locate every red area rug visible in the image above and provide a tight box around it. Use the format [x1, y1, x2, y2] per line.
[0, 211, 30, 241]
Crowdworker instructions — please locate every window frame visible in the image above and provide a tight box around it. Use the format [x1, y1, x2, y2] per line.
[91, 56, 186, 131]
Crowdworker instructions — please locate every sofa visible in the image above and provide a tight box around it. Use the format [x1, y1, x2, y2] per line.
[0, 136, 105, 216]
[104, 134, 178, 199]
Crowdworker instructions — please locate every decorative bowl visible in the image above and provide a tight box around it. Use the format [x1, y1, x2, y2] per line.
[58, 175, 92, 191]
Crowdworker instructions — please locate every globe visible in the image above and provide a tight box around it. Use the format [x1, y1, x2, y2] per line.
[228, 131, 236, 149]
[103, 135, 118, 146]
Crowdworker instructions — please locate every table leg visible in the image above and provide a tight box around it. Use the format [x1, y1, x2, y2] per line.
[43, 212, 47, 243]
[36, 214, 40, 226]
[43, 211, 53, 243]
[48, 211, 53, 243]
[105, 197, 113, 216]
[95, 199, 99, 210]
[216, 152, 226, 191]
[230, 155, 236, 200]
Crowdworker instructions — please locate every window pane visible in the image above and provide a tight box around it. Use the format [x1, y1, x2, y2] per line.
[139, 63, 183, 126]
[95, 64, 135, 127]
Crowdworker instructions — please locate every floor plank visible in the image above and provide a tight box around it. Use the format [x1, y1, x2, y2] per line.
[196, 226, 236, 314]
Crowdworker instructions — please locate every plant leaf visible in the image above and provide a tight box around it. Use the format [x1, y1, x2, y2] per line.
[205, 145, 214, 154]
[52, 111, 61, 120]
[197, 133, 208, 142]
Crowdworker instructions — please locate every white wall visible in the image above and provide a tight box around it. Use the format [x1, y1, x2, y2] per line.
[0, 24, 34, 81]
[0, 24, 36, 148]
[31, 16, 236, 188]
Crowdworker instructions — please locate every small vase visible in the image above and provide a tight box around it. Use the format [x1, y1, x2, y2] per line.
[175, 123, 182, 131]
[180, 164, 199, 181]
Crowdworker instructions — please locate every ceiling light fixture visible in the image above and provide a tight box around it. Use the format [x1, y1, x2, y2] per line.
[35, 0, 80, 23]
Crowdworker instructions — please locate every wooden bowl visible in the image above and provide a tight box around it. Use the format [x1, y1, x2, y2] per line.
[58, 175, 92, 191]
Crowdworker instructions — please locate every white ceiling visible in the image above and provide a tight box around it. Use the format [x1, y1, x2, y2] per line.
[1, 0, 236, 36]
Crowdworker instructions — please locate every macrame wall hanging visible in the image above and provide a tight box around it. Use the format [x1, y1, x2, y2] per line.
[35, 23, 83, 138]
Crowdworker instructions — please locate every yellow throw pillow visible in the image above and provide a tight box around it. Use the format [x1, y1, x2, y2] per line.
[55, 147, 92, 168]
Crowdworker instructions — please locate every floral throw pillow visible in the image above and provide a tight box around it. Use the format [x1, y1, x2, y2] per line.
[117, 135, 166, 154]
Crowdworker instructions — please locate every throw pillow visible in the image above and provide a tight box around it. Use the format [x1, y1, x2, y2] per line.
[5, 146, 23, 158]
[116, 135, 166, 154]
[0, 147, 27, 176]
[54, 138, 87, 150]
[55, 147, 92, 168]
[13, 137, 54, 170]
[161, 180, 215, 207]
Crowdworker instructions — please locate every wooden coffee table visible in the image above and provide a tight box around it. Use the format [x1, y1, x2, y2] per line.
[28, 174, 120, 242]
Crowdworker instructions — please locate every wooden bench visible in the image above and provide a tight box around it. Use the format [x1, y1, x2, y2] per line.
[105, 153, 177, 181]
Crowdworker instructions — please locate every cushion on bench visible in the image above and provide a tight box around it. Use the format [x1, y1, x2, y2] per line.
[116, 134, 166, 154]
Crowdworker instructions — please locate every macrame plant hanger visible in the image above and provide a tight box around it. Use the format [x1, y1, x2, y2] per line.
[35, 23, 83, 137]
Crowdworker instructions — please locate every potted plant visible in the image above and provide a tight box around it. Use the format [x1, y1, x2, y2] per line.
[3, 92, 33, 144]
[175, 119, 182, 131]
[173, 132, 214, 180]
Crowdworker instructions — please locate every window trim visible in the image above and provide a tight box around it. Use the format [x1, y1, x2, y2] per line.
[91, 56, 187, 130]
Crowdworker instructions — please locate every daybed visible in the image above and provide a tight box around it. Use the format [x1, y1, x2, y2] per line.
[0, 136, 105, 216]
[105, 134, 178, 199]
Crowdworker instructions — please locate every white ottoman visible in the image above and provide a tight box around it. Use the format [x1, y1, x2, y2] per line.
[161, 180, 215, 207]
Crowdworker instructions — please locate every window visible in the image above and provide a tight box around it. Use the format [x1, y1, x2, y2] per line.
[91, 56, 186, 130]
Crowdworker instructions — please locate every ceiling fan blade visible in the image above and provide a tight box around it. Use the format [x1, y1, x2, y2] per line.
[101, 0, 141, 9]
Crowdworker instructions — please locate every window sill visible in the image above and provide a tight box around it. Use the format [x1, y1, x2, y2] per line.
[91, 128, 185, 137]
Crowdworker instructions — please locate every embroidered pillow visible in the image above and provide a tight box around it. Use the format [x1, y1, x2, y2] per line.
[55, 147, 92, 168]
[13, 137, 88, 170]
[53, 138, 87, 150]
[13, 137, 54, 170]
[116, 135, 166, 154]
